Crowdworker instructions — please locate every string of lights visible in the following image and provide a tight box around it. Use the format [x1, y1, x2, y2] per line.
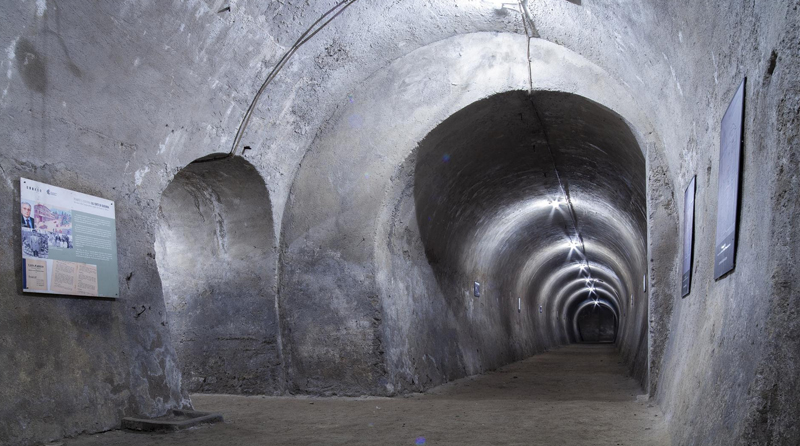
[516, 0, 598, 303]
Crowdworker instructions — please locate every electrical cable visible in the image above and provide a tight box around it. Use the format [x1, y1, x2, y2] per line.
[229, 0, 359, 157]
[517, 0, 595, 283]
[518, 0, 534, 93]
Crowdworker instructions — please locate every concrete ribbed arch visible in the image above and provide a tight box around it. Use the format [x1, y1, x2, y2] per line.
[402, 93, 645, 390]
[564, 289, 620, 341]
[543, 265, 623, 332]
[518, 240, 636, 340]
[282, 32, 653, 395]
[572, 298, 619, 323]
[555, 279, 621, 313]
[572, 299, 619, 343]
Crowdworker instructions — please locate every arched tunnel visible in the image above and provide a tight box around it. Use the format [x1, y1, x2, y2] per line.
[412, 90, 645, 352]
[1, 1, 798, 445]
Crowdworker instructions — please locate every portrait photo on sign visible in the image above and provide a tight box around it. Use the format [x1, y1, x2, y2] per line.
[20, 201, 35, 229]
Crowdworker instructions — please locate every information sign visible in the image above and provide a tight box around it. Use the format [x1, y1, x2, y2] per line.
[681, 176, 696, 297]
[20, 178, 119, 298]
[714, 79, 745, 279]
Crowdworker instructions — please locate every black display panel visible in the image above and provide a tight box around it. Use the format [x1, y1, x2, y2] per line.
[714, 78, 745, 279]
[681, 176, 696, 297]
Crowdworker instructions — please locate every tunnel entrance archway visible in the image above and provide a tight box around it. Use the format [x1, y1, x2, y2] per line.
[372, 88, 648, 392]
[575, 302, 618, 343]
[283, 33, 661, 395]
[409, 90, 646, 355]
[155, 155, 279, 395]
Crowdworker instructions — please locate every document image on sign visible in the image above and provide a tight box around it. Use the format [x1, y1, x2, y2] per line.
[20, 178, 119, 298]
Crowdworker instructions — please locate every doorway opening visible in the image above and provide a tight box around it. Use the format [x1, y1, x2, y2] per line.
[576, 303, 618, 343]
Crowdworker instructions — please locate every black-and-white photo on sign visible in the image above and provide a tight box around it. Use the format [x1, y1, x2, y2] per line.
[682, 176, 696, 297]
[714, 78, 745, 280]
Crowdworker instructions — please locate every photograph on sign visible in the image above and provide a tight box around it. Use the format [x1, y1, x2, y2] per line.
[714, 78, 745, 279]
[20, 178, 120, 298]
[681, 176, 696, 297]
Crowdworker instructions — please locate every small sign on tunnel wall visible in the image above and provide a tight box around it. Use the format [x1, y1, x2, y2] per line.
[474, 282, 481, 297]
[714, 78, 746, 280]
[682, 176, 696, 297]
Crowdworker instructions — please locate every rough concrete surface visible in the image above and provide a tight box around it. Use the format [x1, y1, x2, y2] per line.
[371, 88, 646, 393]
[0, 0, 797, 445]
[284, 33, 653, 397]
[62, 345, 669, 446]
[155, 157, 281, 395]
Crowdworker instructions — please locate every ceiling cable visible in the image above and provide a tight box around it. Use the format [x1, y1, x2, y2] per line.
[517, 0, 534, 92]
[517, 1, 594, 283]
[528, 99, 593, 279]
[229, 0, 359, 157]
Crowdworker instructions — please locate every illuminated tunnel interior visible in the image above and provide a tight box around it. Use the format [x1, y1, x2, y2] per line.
[4, 1, 798, 444]
[413, 90, 646, 355]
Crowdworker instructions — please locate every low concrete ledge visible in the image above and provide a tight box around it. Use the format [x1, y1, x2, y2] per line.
[122, 409, 223, 432]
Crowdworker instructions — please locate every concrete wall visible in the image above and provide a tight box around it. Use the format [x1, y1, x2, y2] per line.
[378, 89, 646, 392]
[642, 4, 800, 443]
[0, 1, 297, 443]
[281, 34, 654, 396]
[519, 1, 799, 443]
[0, 0, 797, 445]
[0, 3, 523, 442]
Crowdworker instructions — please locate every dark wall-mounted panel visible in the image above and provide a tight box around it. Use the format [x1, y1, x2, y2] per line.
[714, 78, 745, 280]
[682, 176, 696, 297]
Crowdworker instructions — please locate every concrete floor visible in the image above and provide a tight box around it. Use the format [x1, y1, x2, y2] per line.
[64, 345, 669, 446]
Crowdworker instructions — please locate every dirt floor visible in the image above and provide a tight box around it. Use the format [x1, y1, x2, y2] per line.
[63, 344, 670, 446]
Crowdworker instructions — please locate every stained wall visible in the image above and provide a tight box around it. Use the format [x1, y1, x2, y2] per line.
[0, 1, 797, 445]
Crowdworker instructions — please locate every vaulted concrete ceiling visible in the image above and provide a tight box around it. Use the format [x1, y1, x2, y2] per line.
[413, 89, 645, 344]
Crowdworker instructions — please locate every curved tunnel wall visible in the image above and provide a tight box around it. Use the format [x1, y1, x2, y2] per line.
[280, 33, 656, 396]
[376, 90, 647, 394]
[1, 1, 798, 445]
[155, 156, 281, 395]
[408, 89, 645, 374]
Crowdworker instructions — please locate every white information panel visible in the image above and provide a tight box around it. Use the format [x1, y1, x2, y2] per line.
[20, 178, 119, 298]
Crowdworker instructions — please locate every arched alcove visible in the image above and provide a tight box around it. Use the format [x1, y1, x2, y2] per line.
[155, 155, 280, 395]
[575, 302, 618, 343]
